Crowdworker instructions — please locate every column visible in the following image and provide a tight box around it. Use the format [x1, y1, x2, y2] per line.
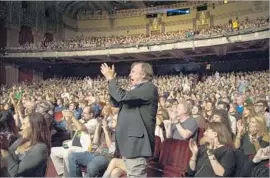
[6, 25, 20, 47]
[5, 65, 19, 85]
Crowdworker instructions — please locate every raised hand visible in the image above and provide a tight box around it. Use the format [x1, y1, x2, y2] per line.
[100, 63, 116, 81]
[101, 119, 108, 129]
[236, 120, 244, 132]
[189, 139, 199, 155]
[253, 146, 270, 163]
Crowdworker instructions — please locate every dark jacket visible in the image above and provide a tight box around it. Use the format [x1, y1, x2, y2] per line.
[5, 138, 49, 177]
[186, 145, 236, 177]
[241, 159, 270, 177]
[108, 79, 158, 158]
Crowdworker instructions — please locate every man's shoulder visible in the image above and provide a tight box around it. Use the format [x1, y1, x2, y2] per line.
[183, 117, 198, 127]
[142, 81, 158, 92]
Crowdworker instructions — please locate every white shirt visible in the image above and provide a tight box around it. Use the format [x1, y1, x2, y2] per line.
[229, 115, 237, 135]
[80, 119, 98, 151]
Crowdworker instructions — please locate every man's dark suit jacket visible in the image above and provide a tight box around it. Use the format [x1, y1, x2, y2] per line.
[108, 79, 158, 159]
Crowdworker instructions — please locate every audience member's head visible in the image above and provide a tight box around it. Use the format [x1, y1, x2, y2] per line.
[0, 111, 18, 135]
[81, 104, 96, 121]
[204, 122, 233, 146]
[156, 108, 170, 126]
[248, 115, 268, 137]
[21, 112, 51, 150]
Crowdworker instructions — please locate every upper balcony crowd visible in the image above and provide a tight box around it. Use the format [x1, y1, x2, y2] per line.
[6, 17, 269, 52]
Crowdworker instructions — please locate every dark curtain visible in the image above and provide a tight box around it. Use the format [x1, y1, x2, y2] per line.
[19, 26, 33, 45]
[0, 63, 6, 85]
[0, 18, 7, 51]
[44, 33, 53, 42]
[19, 68, 33, 83]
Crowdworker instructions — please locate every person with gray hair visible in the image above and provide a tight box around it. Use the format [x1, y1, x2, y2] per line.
[164, 101, 198, 141]
[101, 62, 158, 177]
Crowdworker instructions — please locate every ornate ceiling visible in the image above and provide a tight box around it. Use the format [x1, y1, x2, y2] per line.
[54, 1, 181, 18]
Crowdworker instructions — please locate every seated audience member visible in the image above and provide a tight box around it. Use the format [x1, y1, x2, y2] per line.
[217, 101, 237, 135]
[241, 146, 270, 177]
[186, 122, 236, 177]
[65, 112, 118, 177]
[236, 95, 245, 116]
[155, 107, 170, 142]
[235, 115, 269, 159]
[254, 100, 269, 127]
[202, 100, 214, 121]
[55, 98, 65, 112]
[159, 96, 166, 108]
[67, 102, 81, 120]
[211, 109, 234, 136]
[78, 99, 87, 115]
[0, 113, 51, 177]
[0, 111, 19, 147]
[229, 103, 242, 121]
[191, 105, 207, 129]
[241, 105, 256, 129]
[165, 102, 198, 140]
[50, 105, 98, 177]
[101, 104, 113, 120]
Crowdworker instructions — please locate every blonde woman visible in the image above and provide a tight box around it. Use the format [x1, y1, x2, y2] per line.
[235, 115, 269, 157]
[241, 105, 256, 131]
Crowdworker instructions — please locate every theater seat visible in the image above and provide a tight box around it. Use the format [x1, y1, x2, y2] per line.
[45, 157, 57, 177]
[197, 127, 205, 144]
[147, 138, 192, 177]
[153, 136, 162, 158]
[148, 136, 162, 162]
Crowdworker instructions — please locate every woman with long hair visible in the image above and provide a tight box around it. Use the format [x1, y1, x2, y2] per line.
[241, 105, 256, 131]
[186, 122, 236, 177]
[0, 112, 51, 177]
[235, 115, 269, 157]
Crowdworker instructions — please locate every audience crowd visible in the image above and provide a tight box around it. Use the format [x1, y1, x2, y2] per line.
[0, 68, 269, 177]
[6, 17, 269, 52]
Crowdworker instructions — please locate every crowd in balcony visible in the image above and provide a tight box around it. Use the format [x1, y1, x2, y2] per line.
[6, 16, 268, 52]
[0, 67, 269, 177]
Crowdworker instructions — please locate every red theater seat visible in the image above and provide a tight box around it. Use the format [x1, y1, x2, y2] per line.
[45, 157, 57, 177]
[153, 136, 162, 158]
[147, 138, 192, 177]
[197, 127, 205, 144]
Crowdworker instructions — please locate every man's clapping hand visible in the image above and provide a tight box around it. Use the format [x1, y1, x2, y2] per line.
[100, 63, 116, 81]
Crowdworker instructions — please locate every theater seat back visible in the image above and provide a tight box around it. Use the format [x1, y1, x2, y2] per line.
[153, 136, 162, 158]
[45, 157, 57, 177]
[159, 139, 192, 176]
